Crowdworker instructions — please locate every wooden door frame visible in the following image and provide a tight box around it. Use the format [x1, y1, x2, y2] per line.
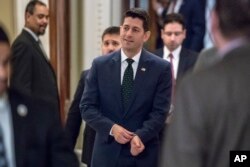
[49, 0, 70, 124]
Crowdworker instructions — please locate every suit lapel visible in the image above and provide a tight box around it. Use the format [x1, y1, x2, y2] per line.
[22, 30, 57, 79]
[177, 48, 187, 79]
[111, 51, 123, 113]
[159, 48, 164, 58]
[156, 48, 164, 58]
[22, 30, 47, 61]
[123, 49, 150, 116]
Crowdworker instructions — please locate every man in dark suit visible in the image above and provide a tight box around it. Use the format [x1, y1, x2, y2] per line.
[0, 26, 78, 167]
[80, 8, 172, 167]
[154, 13, 198, 84]
[154, 13, 197, 131]
[193, 47, 219, 72]
[10, 1, 59, 113]
[167, 0, 205, 52]
[65, 26, 121, 167]
[160, 0, 250, 166]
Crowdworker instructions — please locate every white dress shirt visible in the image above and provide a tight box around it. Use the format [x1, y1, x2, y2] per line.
[163, 46, 181, 79]
[23, 27, 48, 59]
[219, 37, 248, 58]
[0, 93, 16, 167]
[23, 27, 39, 41]
[120, 49, 141, 84]
[110, 49, 141, 135]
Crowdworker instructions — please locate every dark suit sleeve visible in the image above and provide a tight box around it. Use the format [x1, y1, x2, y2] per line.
[10, 42, 32, 95]
[64, 71, 87, 149]
[193, 51, 209, 72]
[29, 98, 79, 167]
[80, 60, 114, 141]
[160, 75, 206, 167]
[136, 62, 172, 143]
[193, 48, 218, 72]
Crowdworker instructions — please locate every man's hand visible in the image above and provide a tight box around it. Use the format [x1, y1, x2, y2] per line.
[130, 135, 145, 156]
[111, 124, 134, 144]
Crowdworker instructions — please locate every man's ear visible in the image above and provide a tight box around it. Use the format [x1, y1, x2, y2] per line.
[161, 29, 164, 40]
[183, 29, 186, 39]
[211, 10, 219, 36]
[144, 31, 151, 42]
[25, 12, 31, 21]
[211, 9, 223, 48]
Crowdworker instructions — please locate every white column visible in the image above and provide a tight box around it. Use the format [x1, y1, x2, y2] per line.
[111, 0, 122, 26]
[82, 0, 122, 70]
[82, 0, 110, 69]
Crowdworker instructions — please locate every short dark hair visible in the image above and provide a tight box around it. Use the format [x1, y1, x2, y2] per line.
[0, 26, 10, 45]
[101, 26, 120, 41]
[162, 13, 186, 30]
[25, 0, 47, 15]
[215, 0, 250, 38]
[123, 8, 150, 32]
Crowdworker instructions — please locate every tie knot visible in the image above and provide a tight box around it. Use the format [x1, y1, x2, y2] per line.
[169, 53, 174, 58]
[126, 58, 134, 65]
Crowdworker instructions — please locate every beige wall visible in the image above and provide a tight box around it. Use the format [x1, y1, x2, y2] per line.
[0, 0, 15, 42]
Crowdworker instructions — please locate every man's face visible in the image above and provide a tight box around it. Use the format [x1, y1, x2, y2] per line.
[0, 42, 10, 95]
[120, 17, 150, 54]
[161, 22, 186, 52]
[101, 34, 121, 55]
[25, 4, 49, 36]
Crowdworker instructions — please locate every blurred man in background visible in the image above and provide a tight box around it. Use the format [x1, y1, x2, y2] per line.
[152, 0, 205, 52]
[154, 13, 197, 93]
[10, 1, 59, 114]
[160, 0, 250, 166]
[154, 13, 198, 132]
[65, 26, 121, 167]
[0, 25, 78, 167]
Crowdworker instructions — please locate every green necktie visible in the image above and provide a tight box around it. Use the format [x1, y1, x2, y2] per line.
[122, 58, 134, 109]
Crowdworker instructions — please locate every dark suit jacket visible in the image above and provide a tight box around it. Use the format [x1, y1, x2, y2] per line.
[154, 47, 198, 84]
[160, 42, 250, 167]
[65, 70, 95, 166]
[80, 49, 172, 167]
[8, 89, 78, 167]
[179, 0, 205, 52]
[193, 47, 220, 72]
[10, 30, 59, 113]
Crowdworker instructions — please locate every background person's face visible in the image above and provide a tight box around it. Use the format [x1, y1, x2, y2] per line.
[161, 22, 186, 52]
[26, 4, 49, 36]
[0, 42, 10, 95]
[101, 34, 121, 55]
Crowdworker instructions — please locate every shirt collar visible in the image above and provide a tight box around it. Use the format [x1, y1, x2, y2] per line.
[23, 27, 39, 42]
[0, 92, 8, 110]
[163, 45, 182, 60]
[121, 49, 141, 63]
[218, 37, 247, 58]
